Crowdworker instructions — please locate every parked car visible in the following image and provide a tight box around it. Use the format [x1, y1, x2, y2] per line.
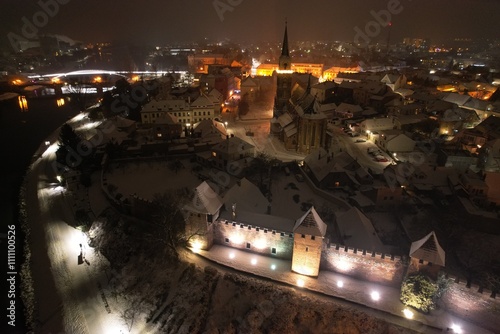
[374, 156, 388, 162]
[355, 139, 366, 143]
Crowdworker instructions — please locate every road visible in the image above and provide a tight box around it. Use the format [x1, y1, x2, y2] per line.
[25, 121, 125, 333]
[330, 126, 393, 174]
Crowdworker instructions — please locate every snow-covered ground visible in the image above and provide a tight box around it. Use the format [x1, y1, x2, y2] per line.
[195, 245, 495, 334]
[24, 111, 498, 334]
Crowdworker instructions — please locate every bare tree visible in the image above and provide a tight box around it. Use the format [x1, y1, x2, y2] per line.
[150, 191, 190, 260]
[120, 300, 140, 332]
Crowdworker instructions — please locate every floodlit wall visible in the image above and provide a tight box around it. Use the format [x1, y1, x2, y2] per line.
[213, 220, 294, 259]
[321, 243, 406, 287]
[440, 275, 499, 331]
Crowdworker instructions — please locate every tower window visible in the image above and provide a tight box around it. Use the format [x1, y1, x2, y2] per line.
[246, 243, 251, 249]
[271, 247, 277, 254]
[306, 247, 309, 252]
[225, 238, 229, 243]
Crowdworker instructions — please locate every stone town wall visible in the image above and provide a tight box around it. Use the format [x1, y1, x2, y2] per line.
[213, 220, 294, 260]
[321, 243, 406, 287]
[440, 275, 499, 332]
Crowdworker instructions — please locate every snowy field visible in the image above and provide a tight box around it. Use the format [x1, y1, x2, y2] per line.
[104, 159, 209, 200]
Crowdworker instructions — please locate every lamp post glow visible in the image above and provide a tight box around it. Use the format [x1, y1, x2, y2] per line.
[337, 280, 344, 288]
[370, 291, 380, 301]
[402, 308, 414, 319]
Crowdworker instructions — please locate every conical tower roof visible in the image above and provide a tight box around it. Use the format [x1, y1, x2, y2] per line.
[409, 231, 445, 266]
[293, 206, 327, 237]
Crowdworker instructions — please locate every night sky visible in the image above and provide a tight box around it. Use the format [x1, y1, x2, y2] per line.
[0, 0, 499, 49]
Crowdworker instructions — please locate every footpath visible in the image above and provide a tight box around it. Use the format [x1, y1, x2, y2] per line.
[195, 245, 493, 334]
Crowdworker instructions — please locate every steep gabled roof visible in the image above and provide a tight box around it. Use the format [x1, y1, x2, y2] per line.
[442, 92, 471, 107]
[335, 207, 384, 252]
[241, 76, 259, 87]
[211, 136, 255, 155]
[191, 94, 214, 108]
[409, 231, 445, 266]
[222, 178, 269, 214]
[293, 206, 327, 237]
[185, 181, 223, 215]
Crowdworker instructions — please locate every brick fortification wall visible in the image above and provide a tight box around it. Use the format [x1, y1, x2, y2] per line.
[439, 275, 499, 331]
[321, 243, 406, 287]
[213, 220, 294, 259]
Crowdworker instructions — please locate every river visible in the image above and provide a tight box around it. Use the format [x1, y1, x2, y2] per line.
[0, 95, 82, 333]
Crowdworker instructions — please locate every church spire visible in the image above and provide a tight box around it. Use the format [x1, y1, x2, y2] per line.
[281, 19, 289, 57]
[279, 20, 291, 70]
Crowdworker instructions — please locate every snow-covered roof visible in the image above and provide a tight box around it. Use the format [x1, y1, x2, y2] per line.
[219, 209, 295, 233]
[394, 88, 414, 97]
[311, 81, 336, 90]
[336, 103, 363, 114]
[185, 181, 223, 215]
[142, 98, 189, 112]
[409, 231, 445, 266]
[335, 207, 384, 252]
[278, 112, 294, 127]
[293, 207, 327, 237]
[305, 149, 361, 182]
[193, 119, 227, 139]
[241, 76, 259, 87]
[211, 136, 254, 155]
[191, 94, 214, 108]
[442, 92, 471, 107]
[222, 178, 269, 214]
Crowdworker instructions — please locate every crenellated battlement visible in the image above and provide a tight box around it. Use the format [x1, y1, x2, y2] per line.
[322, 242, 406, 287]
[445, 274, 498, 300]
[328, 243, 403, 263]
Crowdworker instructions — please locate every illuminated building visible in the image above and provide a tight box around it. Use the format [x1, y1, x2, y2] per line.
[270, 22, 328, 155]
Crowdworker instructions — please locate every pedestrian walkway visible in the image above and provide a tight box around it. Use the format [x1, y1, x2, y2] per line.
[195, 245, 493, 334]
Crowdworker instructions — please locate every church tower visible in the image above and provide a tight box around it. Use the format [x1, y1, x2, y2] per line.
[273, 21, 293, 118]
